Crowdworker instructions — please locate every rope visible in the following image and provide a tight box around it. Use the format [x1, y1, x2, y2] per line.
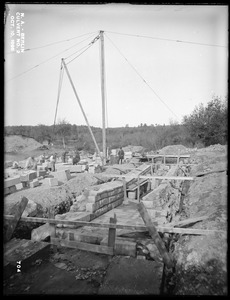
[106, 30, 227, 48]
[65, 34, 100, 65]
[5, 31, 98, 55]
[105, 33, 179, 120]
[6, 34, 96, 82]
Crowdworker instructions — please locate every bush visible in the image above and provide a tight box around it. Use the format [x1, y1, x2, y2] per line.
[183, 96, 227, 147]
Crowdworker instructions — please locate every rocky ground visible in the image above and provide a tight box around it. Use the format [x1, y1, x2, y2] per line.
[3, 144, 228, 295]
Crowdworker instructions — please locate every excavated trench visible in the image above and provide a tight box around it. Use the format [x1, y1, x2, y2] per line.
[6, 162, 193, 295]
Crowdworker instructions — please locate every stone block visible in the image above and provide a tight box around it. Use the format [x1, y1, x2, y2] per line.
[15, 183, 23, 190]
[22, 199, 38, 217]
[9, 185, 17, 193]
[142, 200, 155, 209]
[86, 202, 97, 212]
[20, 171, 37, 182]
[101, 237, 136, 257]
[48, 177, 58, 187]
[109, 192, 124, 203]
[4, 187, 10, 195]
[37, 166, 44, 171]
[31, 223, 53, 241]
[37, 170, 47, 177]
[53, 169, 71, 182]
[128, 191, 136, 199]
[66, 232, 104, 244]
[30, 179, 39, 188]
[55, 212, 91, 228]
[4, 176, 21, 188]
[70, 165, 82, 173]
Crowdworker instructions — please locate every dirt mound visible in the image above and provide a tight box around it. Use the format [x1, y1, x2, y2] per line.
[197, 144, 226, 153]
[5, 135, 43, 153]
[159, 145, 187, 155]
[4, 173, 101, 216]
[122, 145, 144, 153]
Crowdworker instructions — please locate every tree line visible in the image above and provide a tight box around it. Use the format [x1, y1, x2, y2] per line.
[5, 96, 227, 153]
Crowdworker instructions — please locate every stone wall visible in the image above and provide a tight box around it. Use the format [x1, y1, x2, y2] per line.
[142, 164, 190, 224]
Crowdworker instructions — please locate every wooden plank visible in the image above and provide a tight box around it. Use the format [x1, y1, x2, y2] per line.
[196, 169, 227, 177]
[169, 216, 210, 228]
[4, 196, 28, 243]
[51, 237, 114, 255]
[146, 154, 190, 158]
[4, 215, 226, 235]
[137, 175, 140, 202]
[102, 174, 194, 181]
[127, 179, 148, 191]
[108, 213, 117, 248]
[137, 202, 173, 269]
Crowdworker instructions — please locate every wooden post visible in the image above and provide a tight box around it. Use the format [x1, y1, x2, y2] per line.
[108, 213, 117, 249]
[4, 196, 28, 243]
[163, 155, 166, 165]
[69, 232, 74, 241]
[100, 30, 106, 166]
[49, 207, 57, 252]
[137, 202, 174, 269]
[151, 163, 153, 176]
[137, 175, 140, 202]
[123, 177, 127, 201]
[62, 58, 103, 162]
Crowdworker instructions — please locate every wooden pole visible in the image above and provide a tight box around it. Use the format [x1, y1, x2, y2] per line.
[62, 58, 102, 162]
[137, 202, 174, 269]
[48, 207, 57, 252]
[100, 30, 106, 166]
[108, 213, 117, 248]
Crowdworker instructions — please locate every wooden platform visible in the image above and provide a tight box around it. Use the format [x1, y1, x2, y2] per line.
[4, 238, 50, 279]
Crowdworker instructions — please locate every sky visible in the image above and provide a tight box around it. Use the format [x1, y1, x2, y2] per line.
[4, 4, 228, 128]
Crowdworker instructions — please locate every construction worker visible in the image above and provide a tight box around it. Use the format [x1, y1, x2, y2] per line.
[61, 151, 68, 163]
[73, 150, 80, 165]
[25, 156, 37, 170]
[49, 153, 56, 172]
[118, 147, 124, 164]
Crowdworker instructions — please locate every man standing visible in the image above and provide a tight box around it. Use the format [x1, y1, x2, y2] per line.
[118, 147, 124, 164]
[49, 153, 56, 172]
[73, 150, 80, 165]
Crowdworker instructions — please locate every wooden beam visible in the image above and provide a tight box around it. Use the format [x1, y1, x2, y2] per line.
[51, 237, 114, 255]
[137, 175, 140, 202]
[102, 174, 194, 181]
[4, 215, 226, 236]
[137, 202, 174, 269]
[195, 169, 227, 177]
[169, 216, 210, 228]
[146, 154, 190, 158]
[4, 196, 28, 243]
[108, 213, 117, 248]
